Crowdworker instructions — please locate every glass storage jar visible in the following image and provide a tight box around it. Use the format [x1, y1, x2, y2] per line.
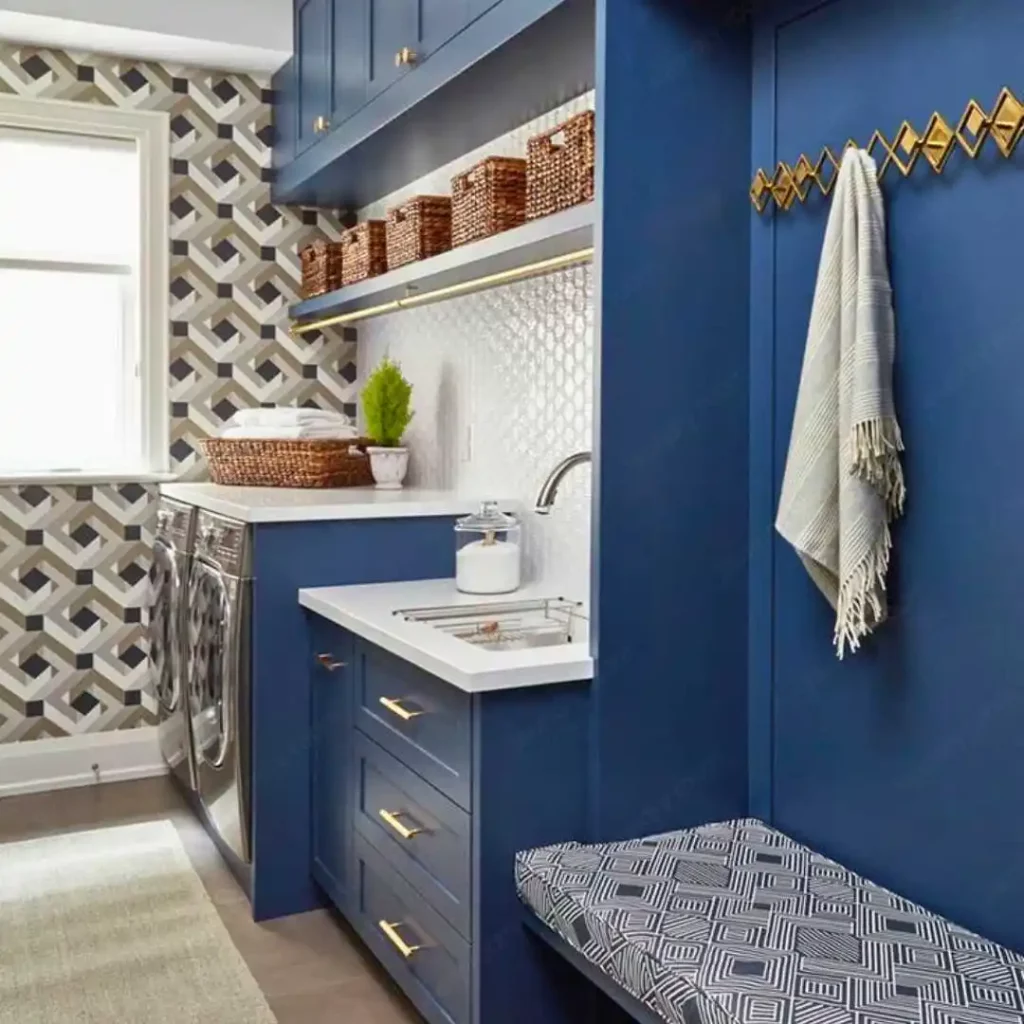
[454, 501, 522, 595]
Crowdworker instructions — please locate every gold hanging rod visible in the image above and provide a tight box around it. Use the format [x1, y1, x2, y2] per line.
[750, 86, 1024, 214]
[291, 246, 594, 334]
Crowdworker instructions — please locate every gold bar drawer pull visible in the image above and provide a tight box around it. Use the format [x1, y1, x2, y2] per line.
[316, 653, 346, 671]
[379, 808, 423, 840]
[378, 696, 423, 721]
[378, 920, 421, 958]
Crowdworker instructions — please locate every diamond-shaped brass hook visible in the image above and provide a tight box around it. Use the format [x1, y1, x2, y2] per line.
[749, 169, 771, 213]
[791, 155, 816, 203]
[889, 121, 922, 176]
[867, 129, 899, 180]
[956, 99, 991, 158]
[989, 87, 1024, 158]
[815, 148, 841, 196]
[920, 113, 955, 173]
[770, 162, 797, 210]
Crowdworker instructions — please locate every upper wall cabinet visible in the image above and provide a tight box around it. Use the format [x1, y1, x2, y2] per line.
[295, 0, 334, 155]
[272, 0, 595, 209]
[332, 0, 369, 130]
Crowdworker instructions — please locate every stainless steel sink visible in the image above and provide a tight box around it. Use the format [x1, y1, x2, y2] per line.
[396, 598, 588, 651]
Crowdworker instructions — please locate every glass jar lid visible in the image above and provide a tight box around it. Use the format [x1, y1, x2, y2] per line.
[455, 500, 519, 533]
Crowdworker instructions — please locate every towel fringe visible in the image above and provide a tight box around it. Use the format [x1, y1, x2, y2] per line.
[851, 418, 906, 518]
[834, 522, 892, 659]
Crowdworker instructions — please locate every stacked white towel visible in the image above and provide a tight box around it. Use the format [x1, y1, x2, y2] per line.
[221, 407, 358, 440]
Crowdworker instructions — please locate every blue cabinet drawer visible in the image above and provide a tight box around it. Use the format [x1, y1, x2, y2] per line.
[355, 641, 472, 810]
[352, 834, 470, 1024]
[353, 731, 471, 938]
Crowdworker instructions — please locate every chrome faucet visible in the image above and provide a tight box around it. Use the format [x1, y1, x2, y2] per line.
[534, 451, 592, 515]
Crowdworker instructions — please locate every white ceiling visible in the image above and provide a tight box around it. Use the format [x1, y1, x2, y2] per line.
[0, 0, 292, 74]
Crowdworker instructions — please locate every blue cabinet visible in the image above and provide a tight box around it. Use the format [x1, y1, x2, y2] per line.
[331, 0, 369, 128]
[368, 0, 419, 101]
[295, 0, 333, 154]
[273, 0, 595, 208]
[307, 623, 592, 1024]
[419, 0, 497, 56]
[271, 57, 297, 169]
[310, 618, 354, 911]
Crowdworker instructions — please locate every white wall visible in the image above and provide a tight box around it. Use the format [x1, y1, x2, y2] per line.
[0, 0, 291, 72]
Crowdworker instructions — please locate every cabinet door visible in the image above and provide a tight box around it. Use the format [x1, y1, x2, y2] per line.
[295, 0, 333, 154]
[417, 0, 469, 55]
[270, 57, 297, 169]
[419, 0, 500, 55]
[367, 0, 419, 101]
[331, 0, 368, 127]
[310, 619, 355, 910]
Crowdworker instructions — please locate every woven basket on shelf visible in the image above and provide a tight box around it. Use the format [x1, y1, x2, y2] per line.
[451, 157, 527, 248]
[200, 437, 375, 488]
[299, 239, 344, 298]
[386, 196, 452, 270]
[340, 221, 388, 285]
[526, 110, 596, 220]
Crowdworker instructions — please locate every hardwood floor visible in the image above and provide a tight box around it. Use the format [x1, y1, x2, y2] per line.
[0, 776, 422, 1024]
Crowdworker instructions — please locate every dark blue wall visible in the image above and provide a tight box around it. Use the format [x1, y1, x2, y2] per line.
[750, 0, 1024, 950]
[592, 0, 751, 841]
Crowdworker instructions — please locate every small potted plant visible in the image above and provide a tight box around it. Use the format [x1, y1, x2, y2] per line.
[361, 356, 414, 489]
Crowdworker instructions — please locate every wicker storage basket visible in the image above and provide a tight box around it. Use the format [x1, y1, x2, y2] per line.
[526, 110, 596, 220]
[200, 437, 375, 488]
[340, 221, 388, 286]
[300, 239, 344, 298]
[451, 157, 527, 247]
[386, 196, 452, 270]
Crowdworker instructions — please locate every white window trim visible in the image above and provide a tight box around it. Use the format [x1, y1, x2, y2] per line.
[0, 94, 170, 482]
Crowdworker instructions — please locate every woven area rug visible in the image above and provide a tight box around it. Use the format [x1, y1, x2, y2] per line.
[0, 820, 276, 1023]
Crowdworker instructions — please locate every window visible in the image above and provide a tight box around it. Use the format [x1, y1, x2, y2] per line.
[0, 96, 168, 479]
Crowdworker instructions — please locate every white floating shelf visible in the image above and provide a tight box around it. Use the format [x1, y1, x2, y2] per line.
[290, 202, 595, 331]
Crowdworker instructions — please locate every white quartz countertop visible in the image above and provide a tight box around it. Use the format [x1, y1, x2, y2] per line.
[160, 483, 516, 523]
[298, 578, 594, 693]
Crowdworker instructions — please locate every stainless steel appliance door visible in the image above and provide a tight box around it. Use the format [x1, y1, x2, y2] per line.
[151, 538, 195, 790]
[187, 559, 249, 863]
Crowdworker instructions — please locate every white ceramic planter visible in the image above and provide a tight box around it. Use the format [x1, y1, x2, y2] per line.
[368, 447, 409, 489]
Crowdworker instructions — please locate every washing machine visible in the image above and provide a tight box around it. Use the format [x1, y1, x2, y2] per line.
[187, 509, 253, 871]
[150, 497, 198, 793]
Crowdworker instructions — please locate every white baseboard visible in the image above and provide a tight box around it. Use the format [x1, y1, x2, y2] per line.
[0, 728, 168, 798]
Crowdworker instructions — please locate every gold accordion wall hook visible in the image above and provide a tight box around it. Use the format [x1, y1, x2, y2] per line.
[749, 87, 1023, 213]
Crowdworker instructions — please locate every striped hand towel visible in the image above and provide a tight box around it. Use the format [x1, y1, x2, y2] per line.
[776, 148, 906, 658]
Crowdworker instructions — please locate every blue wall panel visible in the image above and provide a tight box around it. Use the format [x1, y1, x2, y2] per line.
[753, 0, 1024, 950]
[592, 0, 751, 842]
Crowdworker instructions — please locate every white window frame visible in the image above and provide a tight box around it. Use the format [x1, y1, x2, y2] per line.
[0, 94, 169, 484]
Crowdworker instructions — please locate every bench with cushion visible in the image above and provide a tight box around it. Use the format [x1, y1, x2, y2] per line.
[516, 818, 1024, 1024]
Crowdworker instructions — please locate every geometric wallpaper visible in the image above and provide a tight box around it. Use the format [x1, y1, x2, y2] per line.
[0, 43, 358, 742]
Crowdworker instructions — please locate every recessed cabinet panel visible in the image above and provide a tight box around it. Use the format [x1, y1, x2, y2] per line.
[331, 0, 369, 127]
[468, 0, 501, 18]
[296, 0, 333, 155]
[417, 0, 502, 61]
[417, 0, 469, 56]
[310, 618, 355, 910]
[368, 0, 419, 102]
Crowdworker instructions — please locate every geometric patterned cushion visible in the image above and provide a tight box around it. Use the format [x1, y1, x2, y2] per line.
[515, 818, 1024, 1024]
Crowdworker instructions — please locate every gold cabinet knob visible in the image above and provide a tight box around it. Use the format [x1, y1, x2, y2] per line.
[316, 652, 346, 670]
[312, 115, 330, 133]
[394, 46, 418, 68]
